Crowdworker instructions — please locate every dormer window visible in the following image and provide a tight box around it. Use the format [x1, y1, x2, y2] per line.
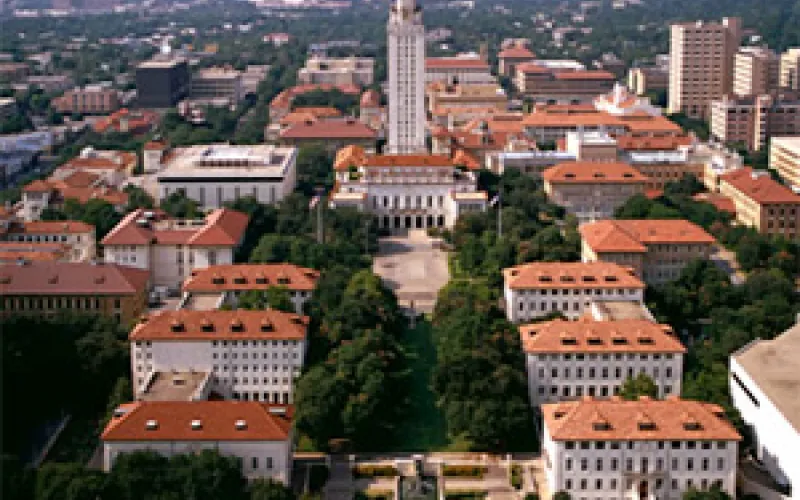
[260, 320, 274, 332]
[255, 275, 268, 285]
[191, 420, 202, 430]
[593, 421, 611, 431]
[201, 320, 214, 332]
[611, 337, 628, 345]
[638, 421, 657, 431]
[212, 275, 225, 285]
[560, 336, 578, 346]
[583, 276, 596, 282]
[170, 321, 185, 333]
[230, 319, 244, 333]
[637, 336, 654, 345]
[587, 337, 603, 346]
[145, 419, 158, 430]
[604, 275, 618, 282]
[539, 275, 553, 282]
[233, 276, 246, 285]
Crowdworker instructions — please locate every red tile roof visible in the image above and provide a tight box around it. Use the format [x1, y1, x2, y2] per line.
[543, 161, 648, 184]
[498, 46, 536, 59]
[692, 193, 736, 214]
[22, 180, 54, 193]
[363, 155, 455, 167]
[184, 263, 320, 292]
[101, 401, 293, 442]
[279, 119, 377, 140]
[129, 309, 308, 341]
[553, 70, 616, 81]
[0, 262, 149, 295]
[542, 397, 742, 442]
[101, 209, 248, 247]
[720, 167, 800, 205]
[580, 219, 715, 253]
[520, 318, 686, 354]
[425, 57, 490, 70]
[503, 261, 645, 290]
[8, 220, 94, 234]
[59, 152, 137, 171]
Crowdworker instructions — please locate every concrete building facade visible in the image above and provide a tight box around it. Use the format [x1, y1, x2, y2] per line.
[668, 18, 742, 119]
[502, 261, 645, 323]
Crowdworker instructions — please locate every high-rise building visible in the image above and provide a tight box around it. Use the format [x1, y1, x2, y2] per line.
[668, 17, 742, 119]
[386, 0, 426, 154]
[135, 58, 190, 108]
[779, 48, 800, 91]
[733, 46, 779, 97]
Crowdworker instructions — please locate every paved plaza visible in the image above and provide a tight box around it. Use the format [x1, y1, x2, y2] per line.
[373, 230, 450, 314]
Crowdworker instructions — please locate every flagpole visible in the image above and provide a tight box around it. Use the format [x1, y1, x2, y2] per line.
[497, 188, 502, 242]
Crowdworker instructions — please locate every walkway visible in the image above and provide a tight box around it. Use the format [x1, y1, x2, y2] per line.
[373, 230, 450, 314]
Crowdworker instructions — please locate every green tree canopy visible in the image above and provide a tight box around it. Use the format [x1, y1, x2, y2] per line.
[619, 373, 659, 401]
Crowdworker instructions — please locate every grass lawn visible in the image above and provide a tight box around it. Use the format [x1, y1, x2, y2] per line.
[391, 319, 451, 451]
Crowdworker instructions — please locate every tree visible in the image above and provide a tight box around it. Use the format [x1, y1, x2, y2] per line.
[238, 286, 295, 313]
[682, 486, 732, 500]
[124, 184, 155, 210]
[552, 492, 572, 500]
[249, 479, 296, 500]
[34, 463, 107, 500]
[619, 373, 659, 400]
[160, 190, 201, 218]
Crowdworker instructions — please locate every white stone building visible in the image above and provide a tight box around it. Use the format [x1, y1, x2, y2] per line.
[542, 397, 741, 499]
[502, 261, 645, 322]
[387, 0, 427, 154]
[101, 400, 294, 483]
[520, 318, 685, 406]
[101, 208, 248, 291]
[730, 320, 800, 497]
[329, 147, 487, 230]
[3, 220, 96, 262]
[425, 56, 496, 85]
[143, 142, 297, 210]
[130, 309, 308, 404]
[181, 263, 320, 314]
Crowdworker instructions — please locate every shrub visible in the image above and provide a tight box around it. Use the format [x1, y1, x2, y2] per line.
[510, 465, 523, 490]
[352, 465, 398, 478]
[441, 465, 487, 478]
[444, 490, 488, 500]
[524, 494, 540, 500]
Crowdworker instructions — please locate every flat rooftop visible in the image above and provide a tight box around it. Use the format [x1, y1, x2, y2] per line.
[159, 144, 296, 180]
[733, 322, 800, 434]
[138, 58, 186, 69]
[140, 371, 211, 401]
[589, 300, 655, 321]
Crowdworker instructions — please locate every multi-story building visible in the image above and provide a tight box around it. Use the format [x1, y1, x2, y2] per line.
[329, 147, 487, 230]
[387, 0, 426, 154]
[580, 219, 716, 284]
[135, 58, 191, 108]
[521, 318, 685, 405]
[426, 82, 508, 115]
[51, 85, 120, 115]
[3, 220, 95, 262]
[668, 17, 742, 119]
[143, 143, 298, 210]
[497, 44, 536, 77]
[297, 56, 374, 86]
[514, 63, 617, 104]
[190, 67, 243, 103]
[627, 66, 669, 96]
[733, 46, 780, 97]
[0, 261, 149, 323]
[543, 162, 648, 223]
[278, 118, 378, 154]
[541, 397, 741, 499]
[101, 208, 248, 291]
[93, 108, 159, 135]
[51, 147, 137, 187]
[424, 56, 495, 85]
[730, 320, 799, 498]
[779, 48, 800, 91]
[129, 309, 307, 404]
[0, 62, 30, 83]
[102, 401, 294, 483]
[710, 93, 800, 152]
[181, 264, 320, 314]
[20, 174, 128, 222]
[770, 136, 800, 189]
[25, 75, 74, 93]
[502, 261, 645, 322]
[719, 167, 800, 239]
